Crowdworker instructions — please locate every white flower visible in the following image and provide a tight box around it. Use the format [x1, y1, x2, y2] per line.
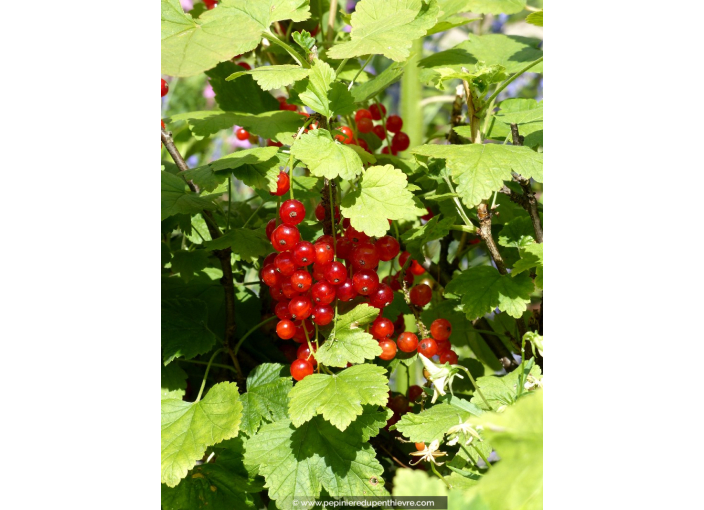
[409, 440, 447, 466]
[418, 353, 467, 403]
[446, 418, 483, 447]
[523, 374, 542, 391]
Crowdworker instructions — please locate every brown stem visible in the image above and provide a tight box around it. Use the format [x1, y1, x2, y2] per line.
[372, 439, 411, 470]
[506, 124, 543, 243]
[461, 73, 482, 144]
[161, 128, 241, 379]
[447, 85, 466, 145]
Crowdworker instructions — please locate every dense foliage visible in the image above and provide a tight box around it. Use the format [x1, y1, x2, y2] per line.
[161, 0, 543, 508]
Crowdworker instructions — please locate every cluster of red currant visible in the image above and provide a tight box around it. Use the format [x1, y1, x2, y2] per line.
[331, 106, 410, 155]
[385, 384, 426, 430]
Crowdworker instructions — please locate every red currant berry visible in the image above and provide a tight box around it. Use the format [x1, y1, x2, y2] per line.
[290, 270, 313, 293]
[284, 103, 298, 111]
[415, 442, 425, 451]
[388, 394, 409, 414]
[310, 281, 336, 305]
[336, 279, 357, 301]
[266, 219, 277, 240]
[315, 203, 326, 221]
[409, 284, 432, 307]
[355, 109, 373, 122]
[288, 296, 312, 320]
[276, 319, 296, 340]
[275, 300, 293, 320]
[375, 236, 400, 261]
[336, 238, 354, 259]
[311, 304, 334, 326]
[312, 263, 326, 281]
[344, 226, 369, 245]
[263, 252, 277, 267]
[430, 318, 452, 341]
[393, 313, 406, 334]
[161, 78, 168, 97]
[270, 172, 290, 196]
[381, 146, 398, 156]
[372, 124, 386, 140]
[335, 126, 354, 144]
[274, 251, 297, 276]
[280, 199, 306, 226]
[385, 115, 403, 133]
[316, 234, 335, 246]
[392, 131, 410, 152]
[418, 337, 438, 357]
[421, 207, 434, 221]
[313, 241, 334, 265]
[236, 62, 251, 70]
[293, 319, 315, 343]
[235, 127, 249, 140]
[357, 138, 370, 152]
[439, 350, 458, 364]
[297, 343, 317, 365]
[397, 332, 419, 353]
[409, 261, 426, 276]
[436, 339, 450, 353]
[408, 385, 423, 402]
[291, 359, 314, 381]
[261, 264, 281, 287]
[369, 283, 394, 309]
[323, 261, 347, 285]
[342, 218, 351, 229]
[203, 0, 217, 8]
[267, 139, 283, 147]
[351, 243, 380, 271]
[378, 339, 397, 360]
[369, 104, 387, 120]
[292, 241, 315, 266]
[357, 117, 373, 134]
[280, 280, 300, 299]
[371, 317, 394, 340]
[384, 274, 401, 291]
[271, 224, 300, 252]
[352, 269, 379, 296]
[269, 285, 285, 301]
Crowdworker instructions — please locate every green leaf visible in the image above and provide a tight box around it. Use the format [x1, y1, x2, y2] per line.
[226, 64, 311, 91]
[291, 129, 364, 180]
[240, 363, 293, 436]
[161, 172, 217, 221]
[340, 164, 426, 237]
[299, 60, 355, 118]
[498, 217, 535, 248]
[526, 9, 543, 27]
[162, 363, 188, 400]
[512, 243, 542, 276]
[316, 304, 382, 367]
[495, 99, 543, 125]
[170, 250, 210, 283]
[428, 1, 483, 35]
[445, 266, 535, 320]
[449, 0, 526, 15]
[401, 215, 456, 261]
[288, 364, 389, 430]
[351, 61, 406, 103]
[423, 62, 508, 92]
[244, 408, 389, 508]
[393, 403, 475, 442]
[181, 166, 227, 193]
[411, 144, 543, 208]
[206, 62, 280, 114]
[470, 363, 541, 410]
[486, 99, 543, 144]
[170, 110, 305, 143]
[205, 228, 271, 261]
[162, 298, 218, 364]
[327, 0, 440, 62]
[393, 468, 447, 496]
[292, 30, 316, 54]
[418, 34, 543, 85]
[211, 146, 280, 171]
[161, 382, 243, 487]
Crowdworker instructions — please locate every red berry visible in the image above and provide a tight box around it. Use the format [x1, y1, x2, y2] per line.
[386, 115, 403, 133]
[274, 251, 297, 276]
[312, 263, 326, 281]
[439, 350, 458, 364]
[409, 261, 426, 276]
[297, 343, 318, 365]
[311, 304, 334, 326]
[369, 283, 394, 309]
[263, 252, 277, 267]
[408, 385, 423, 402]
[161, 78, 168, 97]
[236, 62, 251, 70]
[344, 227, 369, 245]
[284, 103, 298, 111]
[430, 318, 452, 341]
[313, 241, 334, 265]
[392, 132, 410, 152]
[381, 146, 398, 156]
[277, 96, 287, 104]
[378, 339, 397, 360]
[336, 279, 357, 301]
[292, 241, 315, 266]
[323, 261, 347, 285]
[371, 317, 394, 340]
[369, 104, 386, 120]
[351, 243, 380, 271]
[267, 139, 283, 147]
[436, 339, 450, 352]
[291, 359, 314, 381]
[388, 394, 409, 414]
[415, 442, 425, 451]
[236, 127, 249, 140]
[275, 300, 293, 320]
[310, 281, 336, 305]
[203, 0, 217, 8]
[357, 117, 373, 134]
[289, 296, 312, 320]
[418, 338, 438, 357]
[397, 332, 419, 353]
[421, 207, 434, 221]
[342, 218, 351, 229]
[281, 280, 300, 299]
[276, 319, 296, 340]
[271, 224, 300, 252]
[375, 236, 400, 261]
[409, 284, 432, 307]
[393, 314, 406, 334]
[270, 172, 290, 196]
[355, 109, 373, 122]
[336, 238, 354, 259]
[372, 125, 386, 140]
[335, 126, 354, 144]
[266, 219, 277, 240]
[316, 234, 335, 246]
[290, 270, 313, 293]
[357, 138, 370, 152]
[279, 199, 306, 226]
[293, 320, 315, 343]
[352, 269, 379, 296]
[269, 285, 285, 301]
[261, 264, 280, 287]
[315, 203, 326, 221]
